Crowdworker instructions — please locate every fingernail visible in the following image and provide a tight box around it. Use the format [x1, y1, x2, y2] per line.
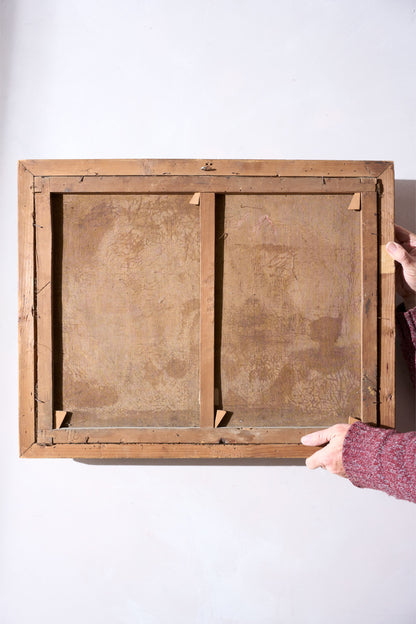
[301, 435, 309, 444]
[386, 241, 397, 251]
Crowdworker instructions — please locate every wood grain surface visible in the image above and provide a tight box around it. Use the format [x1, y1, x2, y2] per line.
[378, 165, 395, 427]
[200, 193, 216, 427]
[35, 179, 54, 435]
[46, 175, 377, 195]
[18, 164, 36, 454]
[21, 158, 391, 178]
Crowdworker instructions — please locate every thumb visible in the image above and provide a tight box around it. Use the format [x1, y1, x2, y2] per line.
[301, 429, 331, 447]
[386, 241, 414, 269]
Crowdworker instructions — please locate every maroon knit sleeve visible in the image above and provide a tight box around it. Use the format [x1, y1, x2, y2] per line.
[343, 422, 416, 503]
[396, 304, 416, 386]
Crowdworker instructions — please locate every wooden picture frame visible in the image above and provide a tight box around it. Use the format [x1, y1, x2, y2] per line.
[18, 159, 395, 458]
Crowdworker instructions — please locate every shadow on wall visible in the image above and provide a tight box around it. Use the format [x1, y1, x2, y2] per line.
[395, 180, 416, 432]
[0, 2, 16, 162]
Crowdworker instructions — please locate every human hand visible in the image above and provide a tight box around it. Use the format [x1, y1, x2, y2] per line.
[301, 424, 351, 477]
[386, 224, 416, 310]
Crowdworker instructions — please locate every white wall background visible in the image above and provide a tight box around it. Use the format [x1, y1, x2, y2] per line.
[1, 1, 416, 622]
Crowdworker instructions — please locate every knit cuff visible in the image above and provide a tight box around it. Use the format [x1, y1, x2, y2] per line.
[343, 422, 416, 502]
[403, 305, 416, 332]
[343, 422, 388, 489]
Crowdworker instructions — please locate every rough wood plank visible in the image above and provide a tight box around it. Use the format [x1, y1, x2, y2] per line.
[35, 179, 54, 435]
[22, 442, 318, 459]
[22, 159, 391, 178]
[18, 163, 36, 454]
[49, 425, 323, 445]
[361, 192, 378, 424]
[378, 165, 395, 428]
[200, 193, 216, 427]
[47, 175, 377, 195]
